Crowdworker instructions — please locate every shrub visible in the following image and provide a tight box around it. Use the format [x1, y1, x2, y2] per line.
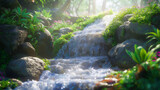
[35, 9, 52, 20]
[42, 59, 51, 70]
[0, 80, 18, 89]
[146, 28, 160, 48]
[126, 44, 156, 64]
[0, 7, 45, 48]
[129, 4, 160, 25]
[117, 58, 160, 90]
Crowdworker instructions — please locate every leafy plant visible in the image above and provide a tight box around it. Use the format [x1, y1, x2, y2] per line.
[129, 4, 160, 24]
[0, 7, 46, 49]
[42, 59, 51, 70]
[126, 45, 155, 64]
[146, 28, 160, 48]
[0, 80, 18, 89]
[35, 9, 52, 20]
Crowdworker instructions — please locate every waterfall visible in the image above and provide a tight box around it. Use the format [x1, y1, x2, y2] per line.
[15, 15, 115, 90]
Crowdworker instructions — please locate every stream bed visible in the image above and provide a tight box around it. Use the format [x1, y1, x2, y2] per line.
[15, 15, 115, 90]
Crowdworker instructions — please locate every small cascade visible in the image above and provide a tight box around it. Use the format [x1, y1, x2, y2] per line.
[15, 15, 115, 90]
[56, 15, 114, 58]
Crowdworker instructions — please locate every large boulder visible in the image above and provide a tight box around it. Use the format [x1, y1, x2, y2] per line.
[116, 21, 155, 43]
[6, 56, 45, 81]
[123, 14, 133, 22]
[13, 42, 36, 59]
[59, 27, 73, 36]
[0, 25, 27, 55]
[38, 16, 50, 26]
[151, 13, 160, 29]
[36, 29, 54, 58]
[108, 39, 145, 69]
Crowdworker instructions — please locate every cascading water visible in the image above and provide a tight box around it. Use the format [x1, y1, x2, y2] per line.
[15, 15, 115, 90]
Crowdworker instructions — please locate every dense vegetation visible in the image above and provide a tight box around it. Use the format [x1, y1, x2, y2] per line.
[50, 10, 113, 56]
[103, 4, 160, 46]
[102, 4, 160, 89]
[0, 0, 160, 89]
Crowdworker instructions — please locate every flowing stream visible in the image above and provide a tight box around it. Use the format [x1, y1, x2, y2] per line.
[16, 15, 115, 90]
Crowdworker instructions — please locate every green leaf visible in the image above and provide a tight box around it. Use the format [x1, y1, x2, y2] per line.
[28, 35, 32, 38]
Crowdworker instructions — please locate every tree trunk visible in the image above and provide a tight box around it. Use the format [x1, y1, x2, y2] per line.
[102, 0, 107, 12]
[75, 0, 83, 16]
[88, 0, 91, 16]
[59, 0, 71, 12]
[92, 0, 96, 14]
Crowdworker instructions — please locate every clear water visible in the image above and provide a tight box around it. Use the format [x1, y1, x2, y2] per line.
[15, 15, 115, 90]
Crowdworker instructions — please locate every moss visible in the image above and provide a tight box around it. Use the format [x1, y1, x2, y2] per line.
[103, 4, 160, 46]
[53, 33, 74, 56]
[129, 4, 160, 25]
[51, 11, 113, 56]
[103, 7, 137, 46]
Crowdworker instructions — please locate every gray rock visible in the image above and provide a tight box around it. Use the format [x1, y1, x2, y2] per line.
[13, 42, 36, 59]
[123, 14, 133, 22]
[108, 39, 145, 69]
[104, 38, 113, 50]
[36, 29, 54, 58]
[151, 13, 160, 29]
[59, 27, 73, 37]
[38, 16, 50, 26]
[116, 21, 155, 43]
[6, 56, 45, 81]
[0, 25, 27, 55]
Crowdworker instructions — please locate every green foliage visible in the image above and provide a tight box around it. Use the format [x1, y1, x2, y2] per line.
[42, 59, 51, 70]
[35, 9, 52, 20]
[146, 28, 160, 48]
[103, 7, 137, 46]
[0, 7, 45, 48]
[0, 50, 11, 71]
[0, 80, 18, 89]
[49, 12, 112, 56]
[117, 58, 160, 90]
[129, 4, 160, 24]
[53, 33, 74, 56]
[126, 45, 156, 64]
[48, 20, 73, 36]
[71, 12, 112, 31]
[103, 4, 160, 46]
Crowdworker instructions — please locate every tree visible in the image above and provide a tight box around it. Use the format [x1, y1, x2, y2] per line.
[88, 0, 91, 15]
[102, 0, 107, 12]
[92, 0, 96, 14]
[75, 0, 83, 16]
[59, 0, 71, 12]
